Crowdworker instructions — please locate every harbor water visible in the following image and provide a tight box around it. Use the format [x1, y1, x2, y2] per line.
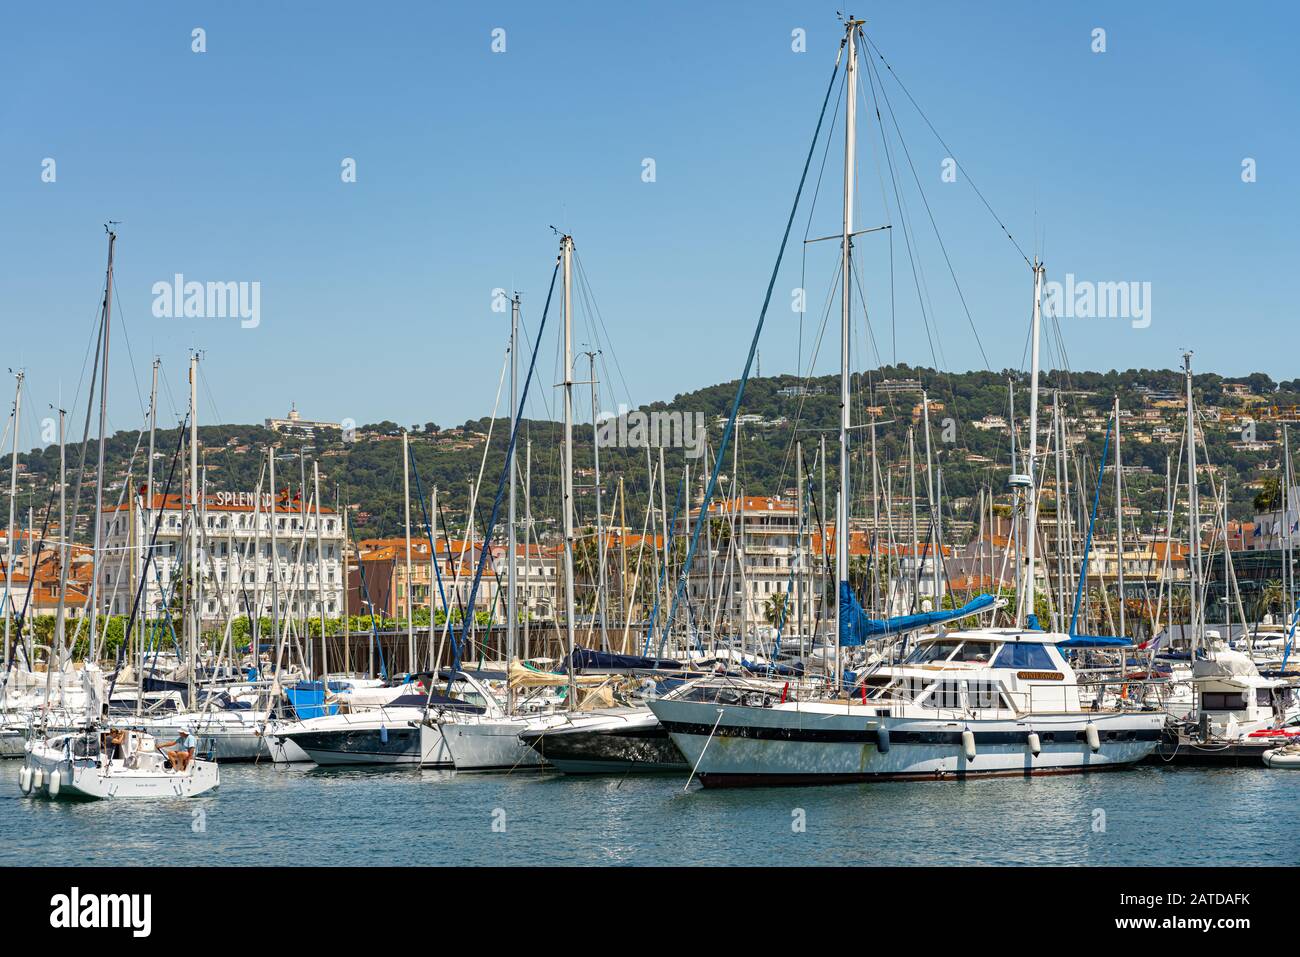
[1, 762, 1296, 866]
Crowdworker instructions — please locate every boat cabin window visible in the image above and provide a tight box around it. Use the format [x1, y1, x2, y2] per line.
[950, 641, 995, 663]
[1200, 691, 1247, 710]
[965, 679, 1004, 710]
[867, 676, 928, 701]
[903, 640, 963, 664]
[992, 642, 1055, 671]
[922, 680, 963, 709]
[861, 674, 894, 699]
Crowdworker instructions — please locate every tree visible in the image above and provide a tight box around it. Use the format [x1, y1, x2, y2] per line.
[1254, 476, 1281, 512]
[763, 591, 790, 628]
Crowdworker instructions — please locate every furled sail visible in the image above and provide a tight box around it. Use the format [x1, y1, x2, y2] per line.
[838, 583, 997, 646]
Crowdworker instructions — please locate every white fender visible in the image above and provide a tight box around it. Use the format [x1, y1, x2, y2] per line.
[1085, 722, 1101, 753]
[48, 769, 61, 797]
[33, 767, 45, 789]
[961, 729, 976, 762]
[19, 765, 32, 794]
[1027, 731, 1041, 758]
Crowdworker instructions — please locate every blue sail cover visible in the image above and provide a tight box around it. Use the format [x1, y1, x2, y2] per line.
[1056, 634, 1132, 648]
[567, 647, 684, 672]
[838, 583, 996, 646]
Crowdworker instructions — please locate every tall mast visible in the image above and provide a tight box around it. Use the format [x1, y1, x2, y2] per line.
[313, 460, 326, 682]
[796, 440, 805, 654]
[434, 486, 444, 665]
[869, 419, 879, 615]
[586, 351, 610, 652]
[922, 391, 938, 604]
[1052, 393, 1064, 628]
[188, 352, 199, 705]
[3, 371, 22, 666]
[1183, 352, 1201, 650]
[836, 17, 861, 691]
[55, 407, 67, 662]
[89, 228, 116, 662]
[402, 429, 414, 675]
[523, 440, 532, 661]
[1114, 394, 1126, 637]
[507, 292, 519, 708]
[1022, 261, 1044, 626]
[662, 445, 672, 645]
[908, 427, 919, 610]
[560, 234, 578, 704]
[269, 442, 281, 677]
[142, 357, 158, 711]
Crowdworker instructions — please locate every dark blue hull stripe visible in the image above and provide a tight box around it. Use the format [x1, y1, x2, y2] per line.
[659, 721, 1161, 746]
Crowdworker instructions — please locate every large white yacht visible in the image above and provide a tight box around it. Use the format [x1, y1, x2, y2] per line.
[648, 627, 1166, 787]
[1189, 648, 1297, 740]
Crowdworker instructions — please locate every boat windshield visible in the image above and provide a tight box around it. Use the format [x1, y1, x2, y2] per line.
[950, 641, 996, 663]
[903, 640, 995, 664]
[903, 641, 963, 664]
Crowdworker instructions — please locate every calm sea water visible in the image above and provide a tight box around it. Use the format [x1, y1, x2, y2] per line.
[1, 761, 1296, 866]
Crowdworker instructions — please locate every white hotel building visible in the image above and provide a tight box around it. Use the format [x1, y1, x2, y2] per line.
[98, 489, 347, 626]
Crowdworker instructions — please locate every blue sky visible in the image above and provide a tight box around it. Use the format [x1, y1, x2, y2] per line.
[1, 1, 1295, 448]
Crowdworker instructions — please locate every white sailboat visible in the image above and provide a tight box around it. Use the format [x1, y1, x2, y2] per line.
[21, 725, 219, 800]
[435, 235, 580, 773]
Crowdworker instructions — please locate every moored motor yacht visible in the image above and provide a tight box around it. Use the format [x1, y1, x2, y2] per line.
[1189, 648, 1297, 740]
[649, 627, 1167, 787]
[281, 672, 495, 766]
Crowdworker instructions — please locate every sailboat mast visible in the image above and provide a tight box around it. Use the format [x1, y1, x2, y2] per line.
[506, 293, 519, 681]
[313, 461, 326, 682]
[3, 371, 22, 667]
[1114, 394, 1126, 637]
[922, 391, 938, 604]
[269, 442, 281, 676]
[89, 228, 115, 662]
[139, 358, 158, 717]
[560, 234, 578, 704]
[835, 18, 860, 690]
[55, 408, 67, 661]
[1184, 352, 1201, 650]
[523, 440, 532, 661]
[402, 429, 414, 674]
[1023, 261, 1044, 626]
[188, 353, 199, 706]
[587, 351, 610, 652]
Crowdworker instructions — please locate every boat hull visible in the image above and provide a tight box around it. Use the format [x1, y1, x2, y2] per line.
[649, 698, 1165, 787]
[437, 714, 570, 772]
[281, 709, 452, 766]
[519, 711, 687, 774]
[23, 746, 219, 800]
[287, 724, 444, 766]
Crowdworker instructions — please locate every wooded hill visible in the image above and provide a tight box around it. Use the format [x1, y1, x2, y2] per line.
[8, 365, 1298, 545]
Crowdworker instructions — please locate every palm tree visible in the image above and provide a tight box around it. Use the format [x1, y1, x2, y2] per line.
[763, 591, 790, 629]
[1258, 579, 1285, 622]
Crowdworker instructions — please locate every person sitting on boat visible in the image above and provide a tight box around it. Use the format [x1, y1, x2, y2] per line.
[107, 728, 128, 760]
[158, 727, 198, 772]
